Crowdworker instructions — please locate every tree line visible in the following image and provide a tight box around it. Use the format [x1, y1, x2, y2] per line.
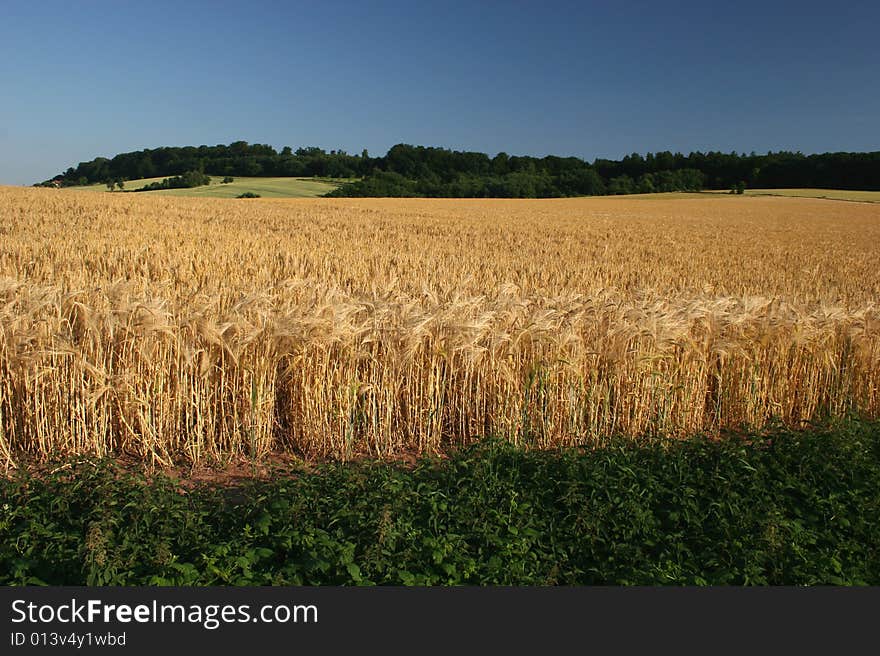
[133, 170, 212, 192]
[37, 142, 880, 198]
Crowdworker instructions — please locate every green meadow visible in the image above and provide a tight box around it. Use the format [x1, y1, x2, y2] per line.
[66, 175, 351, 198]
[743, 188, 880, 203]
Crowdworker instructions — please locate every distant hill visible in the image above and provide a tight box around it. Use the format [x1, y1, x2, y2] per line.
[40, 142, 368, 188]
[38, 142, 880, 199]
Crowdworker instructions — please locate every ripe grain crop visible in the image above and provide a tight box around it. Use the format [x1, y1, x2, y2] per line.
[1, 187, 878, 466]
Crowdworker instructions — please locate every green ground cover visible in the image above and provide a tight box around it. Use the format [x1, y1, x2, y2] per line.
[3, 420, 878, 586]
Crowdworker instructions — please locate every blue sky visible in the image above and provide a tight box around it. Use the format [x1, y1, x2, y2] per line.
[1, 0, 878, 185]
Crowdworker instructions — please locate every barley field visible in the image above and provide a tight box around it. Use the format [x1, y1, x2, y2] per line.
[1, 187, 878, 466]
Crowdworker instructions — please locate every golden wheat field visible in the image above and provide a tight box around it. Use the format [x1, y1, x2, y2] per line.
[0, 186, 878, 466]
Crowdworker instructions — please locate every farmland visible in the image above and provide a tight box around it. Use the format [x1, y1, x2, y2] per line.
[743, 188, 880, 203]
[65, 175, 347, 198]
[1, 187, 878, 467]
[2, 186, 880, 586]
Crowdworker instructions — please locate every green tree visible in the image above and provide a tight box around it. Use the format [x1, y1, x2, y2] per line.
[608, 175, 635, 195]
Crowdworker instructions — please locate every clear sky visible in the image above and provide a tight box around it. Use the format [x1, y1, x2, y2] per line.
[2, 0, 878, 185]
